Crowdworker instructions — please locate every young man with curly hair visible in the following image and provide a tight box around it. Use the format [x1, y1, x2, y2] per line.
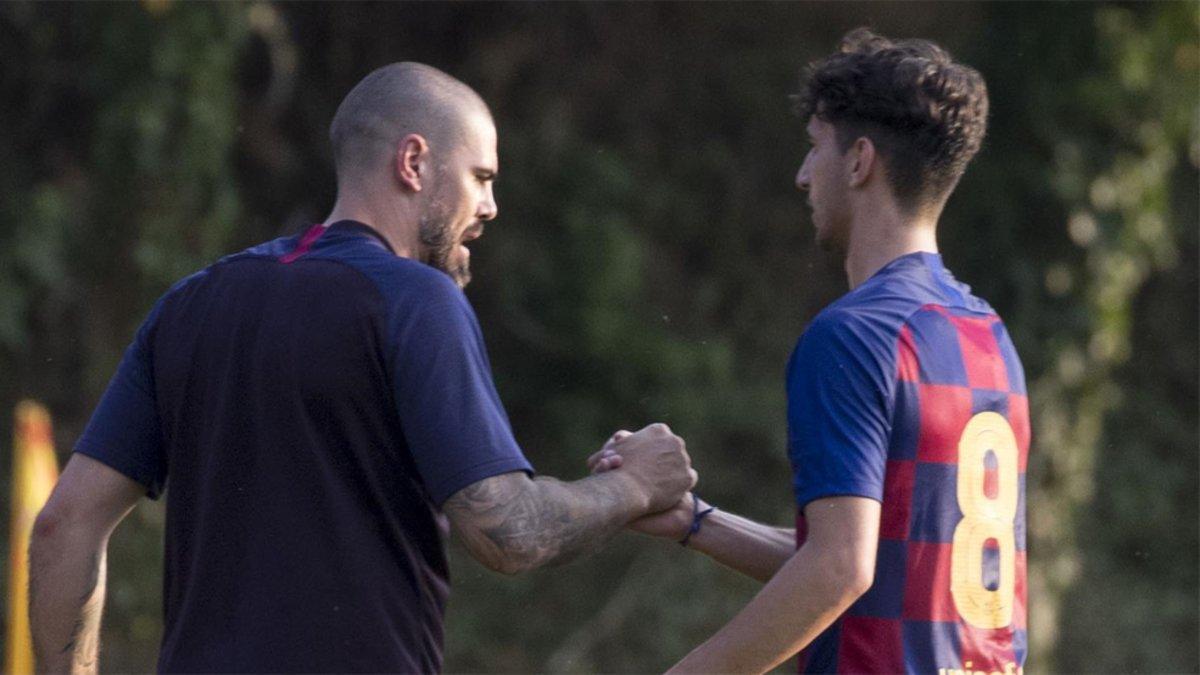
[596, 28, 1028, 674]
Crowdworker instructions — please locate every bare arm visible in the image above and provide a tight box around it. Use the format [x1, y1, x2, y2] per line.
[445, 423, 695, 575]
[668, 496, 880, 674]
[679, 499, 796, 583]
[29, 454, 144, 674]
[588, 442, 794, 583]
[444, 470, 643, 575]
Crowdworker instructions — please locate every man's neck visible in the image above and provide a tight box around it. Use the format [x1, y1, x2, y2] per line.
[324, 193, 421, 260]
[843, 210, 939, 289]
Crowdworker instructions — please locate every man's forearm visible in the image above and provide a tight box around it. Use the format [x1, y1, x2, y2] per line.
[669, 497, 880, 674]
[445, 471, 644, 575]
[29, 516, 109, 674]
[669, 541, 866, 674]
[685, 509, 795, 583]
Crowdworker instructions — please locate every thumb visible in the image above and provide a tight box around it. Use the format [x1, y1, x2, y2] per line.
[603, 429, 634, 450]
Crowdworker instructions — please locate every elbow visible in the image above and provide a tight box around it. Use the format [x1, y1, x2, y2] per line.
[468, 543, 540, 577]
[29, 501, 79, 569]
[480, 553, 539, 577]
[453, 524, 543, 576]
[823, 548, 876, 605]
[487, 557, 531, 577]
[30, 493, 100, 554]
[31, 501, 68, 547]
[844, 562, 875, 600]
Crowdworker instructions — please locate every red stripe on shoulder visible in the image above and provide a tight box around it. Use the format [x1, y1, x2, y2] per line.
[280, 224, 327, 264]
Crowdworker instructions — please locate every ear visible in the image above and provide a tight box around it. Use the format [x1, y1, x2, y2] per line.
[847, 136, 876, 188]
[395, 134, 429, 192]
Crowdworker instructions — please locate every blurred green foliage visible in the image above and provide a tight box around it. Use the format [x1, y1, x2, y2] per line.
[0, 2, 1195, 673]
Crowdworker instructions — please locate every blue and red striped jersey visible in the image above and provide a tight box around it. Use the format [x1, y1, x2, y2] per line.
[787, 252, 1029, 674]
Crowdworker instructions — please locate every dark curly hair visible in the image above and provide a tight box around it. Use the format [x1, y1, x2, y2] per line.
[795, 28, 989, 212]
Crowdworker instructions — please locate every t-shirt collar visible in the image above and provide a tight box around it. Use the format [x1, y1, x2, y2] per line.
[869, 250, 945, 282]
[326, 219, 396, 255]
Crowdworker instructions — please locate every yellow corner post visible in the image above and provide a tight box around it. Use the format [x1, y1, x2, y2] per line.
[6, 401, 61, 674]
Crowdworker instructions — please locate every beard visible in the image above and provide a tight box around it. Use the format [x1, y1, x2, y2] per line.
[418, 198, 472, 289]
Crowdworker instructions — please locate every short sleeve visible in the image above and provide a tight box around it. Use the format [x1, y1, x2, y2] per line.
[787, 310, 896, 511]
[388, 274, 532, 506]
[73, 310, 167, 499]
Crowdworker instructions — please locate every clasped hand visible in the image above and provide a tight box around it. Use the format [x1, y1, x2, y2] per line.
[588, 429, 703, 540]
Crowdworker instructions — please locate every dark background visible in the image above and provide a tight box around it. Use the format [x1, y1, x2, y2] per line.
[1, 2, 1196, 672]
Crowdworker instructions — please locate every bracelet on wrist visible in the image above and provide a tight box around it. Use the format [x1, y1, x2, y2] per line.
[679, 493, 716, 547]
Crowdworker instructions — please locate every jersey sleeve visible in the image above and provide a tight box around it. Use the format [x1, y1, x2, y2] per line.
[787, 309, 896, 511]
[387, 273, 533, 506]
[73, 307, 168, 499]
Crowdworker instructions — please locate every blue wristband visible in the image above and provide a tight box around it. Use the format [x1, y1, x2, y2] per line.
[679, 493, 716, 547]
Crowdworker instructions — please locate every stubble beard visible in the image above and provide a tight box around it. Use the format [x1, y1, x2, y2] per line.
[418, 200, 472, 289]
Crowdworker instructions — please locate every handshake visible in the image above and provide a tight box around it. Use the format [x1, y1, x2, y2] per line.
[586, 424, 703, 541]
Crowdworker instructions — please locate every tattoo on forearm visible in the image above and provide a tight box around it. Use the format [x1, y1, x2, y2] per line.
[445, 473, 630, 574]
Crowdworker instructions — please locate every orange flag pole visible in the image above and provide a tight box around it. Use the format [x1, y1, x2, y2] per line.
[6, 401, 61, 674]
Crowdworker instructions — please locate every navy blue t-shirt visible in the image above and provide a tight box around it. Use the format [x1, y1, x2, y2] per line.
[74, 220, 533, 673]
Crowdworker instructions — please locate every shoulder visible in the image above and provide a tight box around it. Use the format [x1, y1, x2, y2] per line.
[802, 256, 974, 351]
[800, 294, 912, 359]
[308, 244, 463, 307]
[788, 306, 896, 391]
[145, 236, 295, 324]
[787, 287, 925, 394]
[368, 258, 468, 322]
[138, 265, 214, 337]
[799, 307, 867, 351]
[157, 236, 295, 305]
[324, 254, 480, 351]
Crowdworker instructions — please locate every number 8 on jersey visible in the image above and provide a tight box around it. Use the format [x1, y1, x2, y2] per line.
[952, 412, 1019, 629]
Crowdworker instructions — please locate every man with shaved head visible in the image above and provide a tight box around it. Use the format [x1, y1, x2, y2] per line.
[328, 62, 493, 288]
[29, 63, 695, 673]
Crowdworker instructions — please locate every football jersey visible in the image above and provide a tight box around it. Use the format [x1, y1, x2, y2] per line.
[787, 252, 1029, 674]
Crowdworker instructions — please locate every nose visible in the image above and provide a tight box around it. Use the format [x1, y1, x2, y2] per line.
[478, 183, 498, 222]
[795, 158, 811, 192]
